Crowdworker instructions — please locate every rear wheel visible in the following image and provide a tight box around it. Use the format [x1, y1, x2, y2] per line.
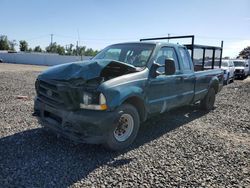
[225, 73, 230, 85]
[200, 88, 216, 111]
[104, 104, 140, 151]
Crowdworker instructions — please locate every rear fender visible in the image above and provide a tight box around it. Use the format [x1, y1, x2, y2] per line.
[208, 76, 219, 93]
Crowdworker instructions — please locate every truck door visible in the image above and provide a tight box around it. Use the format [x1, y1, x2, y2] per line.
[147, 46, 183, 113]
[178, 47, 196, 105]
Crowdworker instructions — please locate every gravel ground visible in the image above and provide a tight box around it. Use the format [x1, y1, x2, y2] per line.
[0, 65, 249, 187]
[0, 63, 47, 72]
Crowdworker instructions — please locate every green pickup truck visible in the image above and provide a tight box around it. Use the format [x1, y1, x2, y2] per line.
[34, 35, 224, 150]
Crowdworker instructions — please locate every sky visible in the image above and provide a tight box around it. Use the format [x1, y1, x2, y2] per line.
[1, 0, 250, 58]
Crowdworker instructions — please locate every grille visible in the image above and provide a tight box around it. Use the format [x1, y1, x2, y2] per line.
[37, 80, 65, 107]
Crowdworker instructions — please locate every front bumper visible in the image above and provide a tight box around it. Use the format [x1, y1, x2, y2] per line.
[34, 97, 118, 144]
[234, 70, 245, 78]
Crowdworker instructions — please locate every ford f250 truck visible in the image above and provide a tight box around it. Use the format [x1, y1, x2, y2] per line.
[34, 35, 224, 150]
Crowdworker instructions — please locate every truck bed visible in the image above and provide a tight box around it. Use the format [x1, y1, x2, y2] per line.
[193, 69, 224, 102]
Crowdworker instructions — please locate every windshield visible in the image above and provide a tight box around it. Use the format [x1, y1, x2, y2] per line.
[234, 61, 245, 67]
[93, 43, 155, 67]
[221, 61, 229, 67]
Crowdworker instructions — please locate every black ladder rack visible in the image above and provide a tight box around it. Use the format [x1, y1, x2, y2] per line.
[140, 35, 223, 70]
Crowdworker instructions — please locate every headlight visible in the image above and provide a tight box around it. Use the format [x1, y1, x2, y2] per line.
[80, 92, 107, 110]
[99, 93, 106, 105]
[82, 92, 93, 105]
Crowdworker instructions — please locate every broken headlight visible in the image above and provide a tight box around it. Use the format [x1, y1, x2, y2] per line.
[82, 92, 93, 105]
[80, 92, 107, 110]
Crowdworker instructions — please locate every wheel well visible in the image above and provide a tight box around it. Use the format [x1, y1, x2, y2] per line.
[124, 96, 147, 122]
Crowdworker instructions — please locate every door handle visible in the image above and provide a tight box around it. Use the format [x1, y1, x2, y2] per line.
[176, 76, 189, 81]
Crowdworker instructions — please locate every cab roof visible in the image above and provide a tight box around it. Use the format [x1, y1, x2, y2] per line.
[111, 41, 184, 48]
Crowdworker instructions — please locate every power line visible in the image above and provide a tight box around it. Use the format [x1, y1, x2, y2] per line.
[6, 33, 250, 43]
[25, 34, 49, 41]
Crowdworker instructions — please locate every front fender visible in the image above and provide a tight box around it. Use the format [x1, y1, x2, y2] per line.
[103, 86, 145, 110]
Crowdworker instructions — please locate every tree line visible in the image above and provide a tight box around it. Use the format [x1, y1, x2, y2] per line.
[0, 35, 99, 56]
[1, 34, 249, 58]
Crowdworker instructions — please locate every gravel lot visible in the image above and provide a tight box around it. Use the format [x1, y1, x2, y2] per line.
[0, 63, 249, 187]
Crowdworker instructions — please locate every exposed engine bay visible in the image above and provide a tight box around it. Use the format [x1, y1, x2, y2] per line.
[100, 61, 139, 81]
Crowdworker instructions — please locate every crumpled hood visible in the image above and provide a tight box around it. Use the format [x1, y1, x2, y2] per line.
[38, 59, 137, 81]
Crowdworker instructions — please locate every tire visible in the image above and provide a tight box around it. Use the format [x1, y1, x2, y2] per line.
[241, 74, 245, 80]
[200, 88, 216, 111]
[104, 104, 140, 151]
[225, 73, 230, 85]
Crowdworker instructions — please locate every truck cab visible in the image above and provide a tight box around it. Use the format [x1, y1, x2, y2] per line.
[233, 59, 249, 79]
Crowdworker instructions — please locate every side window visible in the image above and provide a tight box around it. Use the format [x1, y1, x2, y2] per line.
[156, 47, 179, 73]
[179, 47, 192, 70]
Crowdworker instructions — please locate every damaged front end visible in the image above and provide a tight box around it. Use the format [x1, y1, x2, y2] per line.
[34, 59, 139, 143]
[35, 59, 138, 111]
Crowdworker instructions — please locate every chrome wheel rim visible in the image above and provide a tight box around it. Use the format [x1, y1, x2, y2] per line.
[113, 114, 134, 142]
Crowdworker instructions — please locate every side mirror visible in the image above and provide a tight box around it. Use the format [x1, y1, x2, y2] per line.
[246, 64, 249, 67]
[150, 62, 163, 78]
[165, 58, 176, 75]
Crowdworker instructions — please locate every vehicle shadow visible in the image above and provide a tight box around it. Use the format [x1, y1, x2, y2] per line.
[133, 105, 209, 149]
[0, 105, 208, 187]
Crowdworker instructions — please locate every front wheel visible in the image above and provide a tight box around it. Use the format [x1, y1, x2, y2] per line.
[244, 73, 248, 79]
[104, 104, 140, 151]
[200, 88, 216, 111]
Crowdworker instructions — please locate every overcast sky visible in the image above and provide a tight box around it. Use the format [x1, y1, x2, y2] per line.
[1, 0, 250, 57]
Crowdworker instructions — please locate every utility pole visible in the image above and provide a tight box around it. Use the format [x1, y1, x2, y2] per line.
[76, 41, 79, 56]
[77, 29, 83, 60]
[50, 34, 54, 46]
[168, 33, 170, 43]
